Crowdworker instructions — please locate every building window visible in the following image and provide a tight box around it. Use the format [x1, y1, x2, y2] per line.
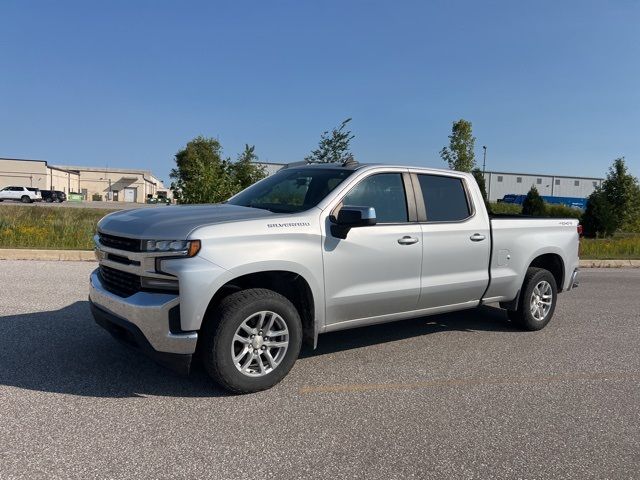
[555, 179, 560, 185]
[516, 177, 522, 183]
[536, 178, 542, 184]
[574, 180, 579, 186]
[593, 181, 598, 187]
[497, 176, 503, 182]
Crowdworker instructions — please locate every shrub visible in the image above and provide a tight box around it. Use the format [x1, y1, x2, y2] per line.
[522, 186, 546, 216]
[545, 204, 583, 219]
[582, 188, 616, 238]
[488, 202, 522, 215]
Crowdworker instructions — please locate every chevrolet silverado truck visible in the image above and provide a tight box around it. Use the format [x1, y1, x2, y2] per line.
[90, 162, 580, 393]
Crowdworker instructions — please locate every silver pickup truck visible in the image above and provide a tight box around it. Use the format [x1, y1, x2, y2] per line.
[90, 162, 580, 393]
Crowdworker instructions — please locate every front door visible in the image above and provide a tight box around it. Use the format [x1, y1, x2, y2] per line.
[323, 172, 422, 325]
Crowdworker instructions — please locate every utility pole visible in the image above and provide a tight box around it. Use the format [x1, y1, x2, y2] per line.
[482, 146, 487, 175]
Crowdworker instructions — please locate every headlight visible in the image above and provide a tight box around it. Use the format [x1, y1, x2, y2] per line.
[144, 239, 200, 257]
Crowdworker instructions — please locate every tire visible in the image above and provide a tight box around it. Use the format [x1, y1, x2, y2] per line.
[45, 197, 53, 203]
[21, 195, 31, 203]
[509, 267, 558, 331]
[200, 288, 303, 394]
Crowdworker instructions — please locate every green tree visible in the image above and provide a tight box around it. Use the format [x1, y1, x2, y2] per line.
[600, 157, 640, 231]
[305, 118, 355, 164]
[170, 136, 265, 204]
[230, 144, 266, 190]
[582, 188, 617, 237]
[472, 168, 488, 200]
[440, 119, 476, 172]
[522, 185, 546, 216]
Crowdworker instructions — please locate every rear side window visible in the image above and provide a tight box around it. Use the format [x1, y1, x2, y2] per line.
[417, 174, 471, 222]
[342, 173, 408, 223]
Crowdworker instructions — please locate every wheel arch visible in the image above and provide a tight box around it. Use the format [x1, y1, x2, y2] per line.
[528, 252, 565, 292]
[202, 269, 318, 348]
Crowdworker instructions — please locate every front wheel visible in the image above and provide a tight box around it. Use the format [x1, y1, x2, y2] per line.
[508, 267, 558, 331]
[201, 288, 302, 393]
[21, 195, 32, 203]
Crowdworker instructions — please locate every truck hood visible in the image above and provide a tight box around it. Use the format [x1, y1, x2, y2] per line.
[98, 203, 275, 239]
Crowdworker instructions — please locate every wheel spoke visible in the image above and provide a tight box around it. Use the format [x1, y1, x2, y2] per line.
[233, 346, 250, 363]
[264, 313, 276, 334]
[265, 340, 288, 348]
[267, 329, 287, 337]
[264, 350, 276, 369]
[240, 323, 255, 335]
[233, 334, 250, 345]
[257, 355, 266, 374]
[240, 352, 254, 371]
[255, 311, 267, 331]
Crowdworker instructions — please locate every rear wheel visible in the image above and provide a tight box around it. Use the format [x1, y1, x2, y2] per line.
[21, 195, 31, 203]
[508, 267, 557, 331]
[45, 197, 53, 203]
[200, 288, 302, 393]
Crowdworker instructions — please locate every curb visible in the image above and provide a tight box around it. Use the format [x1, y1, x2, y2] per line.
[579, 259, 640, 268]
[0, 249, 639, 267]
[0, 249, 96, 261]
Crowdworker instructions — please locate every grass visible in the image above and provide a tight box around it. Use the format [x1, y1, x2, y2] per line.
[579, 235, 640, 260]
[1, 203, 639, 259]
[0, 204, 114, 250]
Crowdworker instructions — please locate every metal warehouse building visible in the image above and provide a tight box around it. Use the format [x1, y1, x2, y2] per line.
[482, 171, 604, 202]
[1, 157, 170, 203]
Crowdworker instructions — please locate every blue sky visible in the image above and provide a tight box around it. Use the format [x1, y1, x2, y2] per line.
[1, 0, 639, 183]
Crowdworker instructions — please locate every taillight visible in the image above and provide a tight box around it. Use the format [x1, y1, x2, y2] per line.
[577, 224, 583, 236]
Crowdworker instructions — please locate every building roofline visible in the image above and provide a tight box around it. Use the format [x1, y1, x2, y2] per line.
[52, 164, 155, 176]
[485, 170, 604, 181]
[1, 157, 47, 164]
[48, 165, 80, 174]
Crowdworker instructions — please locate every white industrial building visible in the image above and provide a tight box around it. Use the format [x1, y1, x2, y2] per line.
[483, 171, 604, 202]
[0, 157, 170, 203]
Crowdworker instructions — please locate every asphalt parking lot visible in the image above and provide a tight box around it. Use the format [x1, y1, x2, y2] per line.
[0, 262, 638, 479]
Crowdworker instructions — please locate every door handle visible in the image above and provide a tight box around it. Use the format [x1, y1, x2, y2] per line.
[470, 233, 486, 242]
[398, 236, 419, 245]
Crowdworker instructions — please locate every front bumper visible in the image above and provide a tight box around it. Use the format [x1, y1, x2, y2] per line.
[89, 269, 197, 372]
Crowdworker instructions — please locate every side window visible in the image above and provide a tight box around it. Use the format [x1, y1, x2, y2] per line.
[342, 173, 408, 223]
[417, 174, 471, 222]
[11, 187, 23, 191]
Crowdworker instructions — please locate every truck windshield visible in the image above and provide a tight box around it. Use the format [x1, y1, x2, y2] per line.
[228, 168, 353, 213]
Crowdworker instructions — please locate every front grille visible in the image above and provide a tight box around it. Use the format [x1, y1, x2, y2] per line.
[98, 232, 141, 252]
[99, 265, 141, 297]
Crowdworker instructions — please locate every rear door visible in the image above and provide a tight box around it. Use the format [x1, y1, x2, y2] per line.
[10, 187, 24, 200]
[322, 171, 422, 325]
[414, 172, 491, 309]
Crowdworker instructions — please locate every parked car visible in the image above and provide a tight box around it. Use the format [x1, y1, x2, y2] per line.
[90, 162, 580, 393]
[0, 186, 42, 203]
[40, 190, 67, 203]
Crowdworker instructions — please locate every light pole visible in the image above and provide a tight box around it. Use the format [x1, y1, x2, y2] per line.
[482, 146, 487, 175]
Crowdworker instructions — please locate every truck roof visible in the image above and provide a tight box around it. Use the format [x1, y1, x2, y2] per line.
[283, 160, 467, 176]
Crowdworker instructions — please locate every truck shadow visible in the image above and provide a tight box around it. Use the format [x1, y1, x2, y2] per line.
[0, 301, 517, 398]
[301, 305, 520, 358]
